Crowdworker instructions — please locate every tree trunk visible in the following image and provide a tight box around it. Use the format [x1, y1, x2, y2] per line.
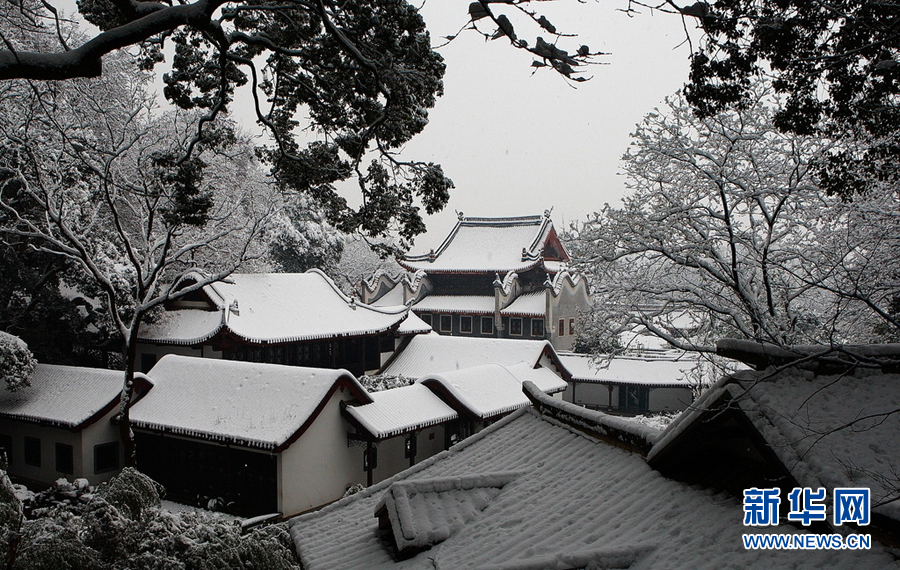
[119, 324, 142, 468]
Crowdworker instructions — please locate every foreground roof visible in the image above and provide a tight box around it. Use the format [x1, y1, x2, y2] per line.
[132, 355, 371, 451]
[139, 270, 411, 345]
[651, 362, 900, 524]
[382, 335, 558, 380]
[419, 363, 566, 419]
[0, 364, 150, 430]
[558, 353, 698, 387]
[399, 214, 566, 274]
[291, 398, 896, 569]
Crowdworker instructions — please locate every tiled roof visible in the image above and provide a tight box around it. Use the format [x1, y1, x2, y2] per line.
[419, 363, 566, 419]
[290, 404, 896, 570]
[139, 270, 409, 345]
[382, 335, 553, 380]
[652, 366, 900, 523]
[0, 364, 147, 429]
[400, 215, 556, 274]
[558, 353, 698, 387]
[345, 384, 458, 439]
[131, 355, 370, 450]
[499, 292, 545, 317]
[412, 295, 495, 315]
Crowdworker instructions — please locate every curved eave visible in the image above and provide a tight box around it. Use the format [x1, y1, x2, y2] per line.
[397, 259, 543, 275]
[345, 410, 459, 441]
[412, 307, 493, 316]
[569, 377, 691, 389]
[137, 325, 224, 347]
[141, 318, 406, 346]
[131, 421, 280, 451]
[0, 413, 80, 430]
[499, 310, 544, 318]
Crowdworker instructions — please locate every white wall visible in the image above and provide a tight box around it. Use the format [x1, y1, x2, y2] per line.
[277, 387, 365, 516]
[371, 425, 446, 485]
[0, 409, 122, 488]
[648, 387, 693, 412]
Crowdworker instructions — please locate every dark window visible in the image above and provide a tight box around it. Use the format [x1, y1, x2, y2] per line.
[439, 315, 452, 332]
[558, 319, 566, 336]
[0, 434, 11, 466]
[532, 319, 545, 337]
[510, 318, 522, 336]
[481, 317, 493, 334]
[94, 442, 120, 474]
[140, 353, 157, 373]
[569, 318, 576, 336]
[459, 316, 472, 333]
[619, 386, 650, 412]
[24, 437, 40, 467]
[420, 314, 432, 326]
[364, 447, 378, 471]
[404, 434, 417, 459]
[56, 443, 74, 474]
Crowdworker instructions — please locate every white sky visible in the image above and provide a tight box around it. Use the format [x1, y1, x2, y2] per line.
[55, 0, 698, 251]
[398, 2, 697, 250]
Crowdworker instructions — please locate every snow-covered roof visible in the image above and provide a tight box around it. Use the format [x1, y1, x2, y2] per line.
[290, 401, 896, 570]
[396, 312, 432, 335]
[650, 344, 900, 524]
[418, 363, 566, 420]
[382, 335, 555, 380]
[131, 355, 371, 451]
[139, 270, 410, 346]
[558, 353, 697, 387]
[399, 215, 565, 274]
[345, 384, 458, 439]
[731, 368, 900, 522]
[411, 295, 494, 315]
[499, 292, 545, 317]
[0, 364, 149, 429]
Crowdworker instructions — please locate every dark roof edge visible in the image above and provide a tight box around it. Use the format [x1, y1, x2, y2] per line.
[522, 381, 658, 455]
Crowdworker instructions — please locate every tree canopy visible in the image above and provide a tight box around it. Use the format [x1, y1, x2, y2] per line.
[570, 83, 899, 354]
[679, 0, 900, 196]
[0, 0, 453, 246]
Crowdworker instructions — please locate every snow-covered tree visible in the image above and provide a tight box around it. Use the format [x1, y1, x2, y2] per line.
[0, 0, 453, 251]
[0, 40, 277, 464]
[2, 468, 301, 569]
[570, 85, 899, 354]
[266, 195, 345, 275]
[0, 331, 34, 391]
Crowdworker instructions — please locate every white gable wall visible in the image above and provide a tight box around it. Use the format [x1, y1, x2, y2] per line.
[0, 409, 122, 488]
[278, 387, 366, 516]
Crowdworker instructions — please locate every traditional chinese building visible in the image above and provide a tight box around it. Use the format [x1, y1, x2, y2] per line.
[360, 213, 590, 351]
[137, 269, 430, 376]
[0, 364, 152, 488]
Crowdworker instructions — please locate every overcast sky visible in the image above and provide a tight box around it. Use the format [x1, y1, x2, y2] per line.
[399, 2, 698, 250]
